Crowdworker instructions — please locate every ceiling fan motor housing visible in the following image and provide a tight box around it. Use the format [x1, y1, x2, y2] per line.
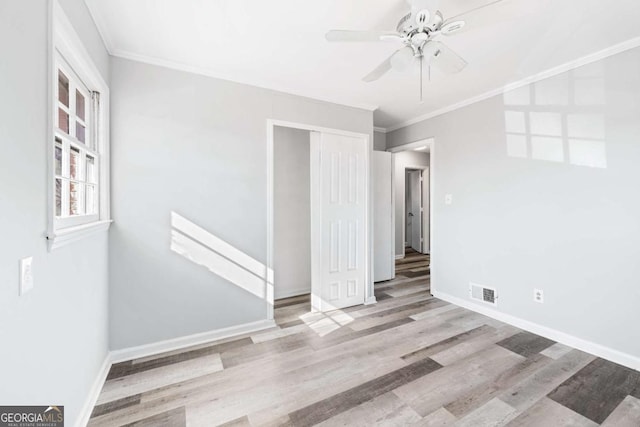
[397, 11, 444, 36]
[326, 0, 469, 84]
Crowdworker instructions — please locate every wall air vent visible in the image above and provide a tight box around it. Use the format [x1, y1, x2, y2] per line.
[470, 283, 497, 306]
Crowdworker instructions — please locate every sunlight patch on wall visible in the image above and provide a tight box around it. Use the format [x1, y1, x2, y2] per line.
[170, 211, 273, 300]
[503, 63, 607, 169]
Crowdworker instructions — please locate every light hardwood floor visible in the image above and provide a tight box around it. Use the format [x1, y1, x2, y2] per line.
[89, 250, 640, 426]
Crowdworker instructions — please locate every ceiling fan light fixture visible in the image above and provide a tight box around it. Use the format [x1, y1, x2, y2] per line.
[441, 20, 466, 35]
[328, 0, 471, 85]
[421, 41, 440, 61]
[390, 46, 416, 71]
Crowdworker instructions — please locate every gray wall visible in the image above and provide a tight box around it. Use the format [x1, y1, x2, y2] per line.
[0, 0, 110, 424]
[274, 127, 311, 299]
[393, 151, 430, 257]
[374, 130, 387, 151]
[109, 57, 373, 349]
[387, 48, 640, 359]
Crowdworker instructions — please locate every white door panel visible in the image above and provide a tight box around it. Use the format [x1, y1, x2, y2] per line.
[311, 131, 367, 311]
[373, 152, 394, 282]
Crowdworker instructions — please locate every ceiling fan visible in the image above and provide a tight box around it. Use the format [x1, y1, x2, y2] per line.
[326, 0, 500, 101]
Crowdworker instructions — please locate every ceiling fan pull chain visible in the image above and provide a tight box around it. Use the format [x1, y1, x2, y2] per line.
[420, 54, 424, 103]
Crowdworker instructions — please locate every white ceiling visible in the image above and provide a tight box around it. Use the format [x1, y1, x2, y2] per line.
[86, 0, 640, 130]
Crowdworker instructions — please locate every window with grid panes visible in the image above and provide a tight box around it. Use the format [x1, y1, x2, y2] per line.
[54, 55, 100, 227]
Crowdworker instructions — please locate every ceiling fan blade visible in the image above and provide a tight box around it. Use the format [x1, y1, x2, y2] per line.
[325, 30, 402, 43]
[362, 55, 394, 82]
[426, 41, 467, 74]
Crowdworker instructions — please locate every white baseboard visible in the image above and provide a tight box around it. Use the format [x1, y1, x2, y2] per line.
[76, 319, 276, 425]
[75, 352, 112, 427]
[274, 288, 310, 300]
[75, 319, 277, 425]
[110, 319, 276, 364]
[365, 296, 377, 305]
[395, 255, 404, 260]
[433, 290, 640, 372]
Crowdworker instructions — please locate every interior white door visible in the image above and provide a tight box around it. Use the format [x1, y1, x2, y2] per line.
[373, 151, 394, 282]
[405, 171, 412, 248]
[310, 131, 367, 311]
[409, 170, 422, 252]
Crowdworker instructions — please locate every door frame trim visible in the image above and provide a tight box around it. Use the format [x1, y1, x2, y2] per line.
[266, 120, 373, 320]
[372, 151, 395, 283]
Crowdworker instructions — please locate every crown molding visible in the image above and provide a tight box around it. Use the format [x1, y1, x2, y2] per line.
[85, 1, 380, 112]
[84, 1, 640, 132]
[112, 49, 379, 112]
[84, 0, 115, 53]
[385, 36, 640, 133]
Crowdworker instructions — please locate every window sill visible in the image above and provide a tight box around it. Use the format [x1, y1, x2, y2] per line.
[46, 219, 112, 251]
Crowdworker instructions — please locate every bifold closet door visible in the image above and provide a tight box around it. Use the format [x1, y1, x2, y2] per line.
[310, 131, 367, 311]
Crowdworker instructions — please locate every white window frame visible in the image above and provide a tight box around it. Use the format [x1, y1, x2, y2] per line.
[47, 1, 111, 250]
[55, 56, 100, 227]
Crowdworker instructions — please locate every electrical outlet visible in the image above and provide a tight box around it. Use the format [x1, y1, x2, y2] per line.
[20, 257, 34, 296]
[445, 194, 453, 205]
[534, 288, 544, 304]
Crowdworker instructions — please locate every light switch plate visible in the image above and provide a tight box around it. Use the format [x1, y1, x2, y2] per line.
[445, 194, 453, 205]
[20, 257, 34, 296]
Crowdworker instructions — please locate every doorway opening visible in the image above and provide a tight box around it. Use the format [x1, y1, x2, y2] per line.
[273, 126, 312, 301]
[388, 138, 433, 278]
[267, 120, 373, 321]
[404, 167, 429, 255]
[389, 139, 434, 260]
[370, 138, 433, 302]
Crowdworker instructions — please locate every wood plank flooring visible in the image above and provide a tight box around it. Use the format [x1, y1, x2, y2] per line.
[89, 250, 640, 426]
